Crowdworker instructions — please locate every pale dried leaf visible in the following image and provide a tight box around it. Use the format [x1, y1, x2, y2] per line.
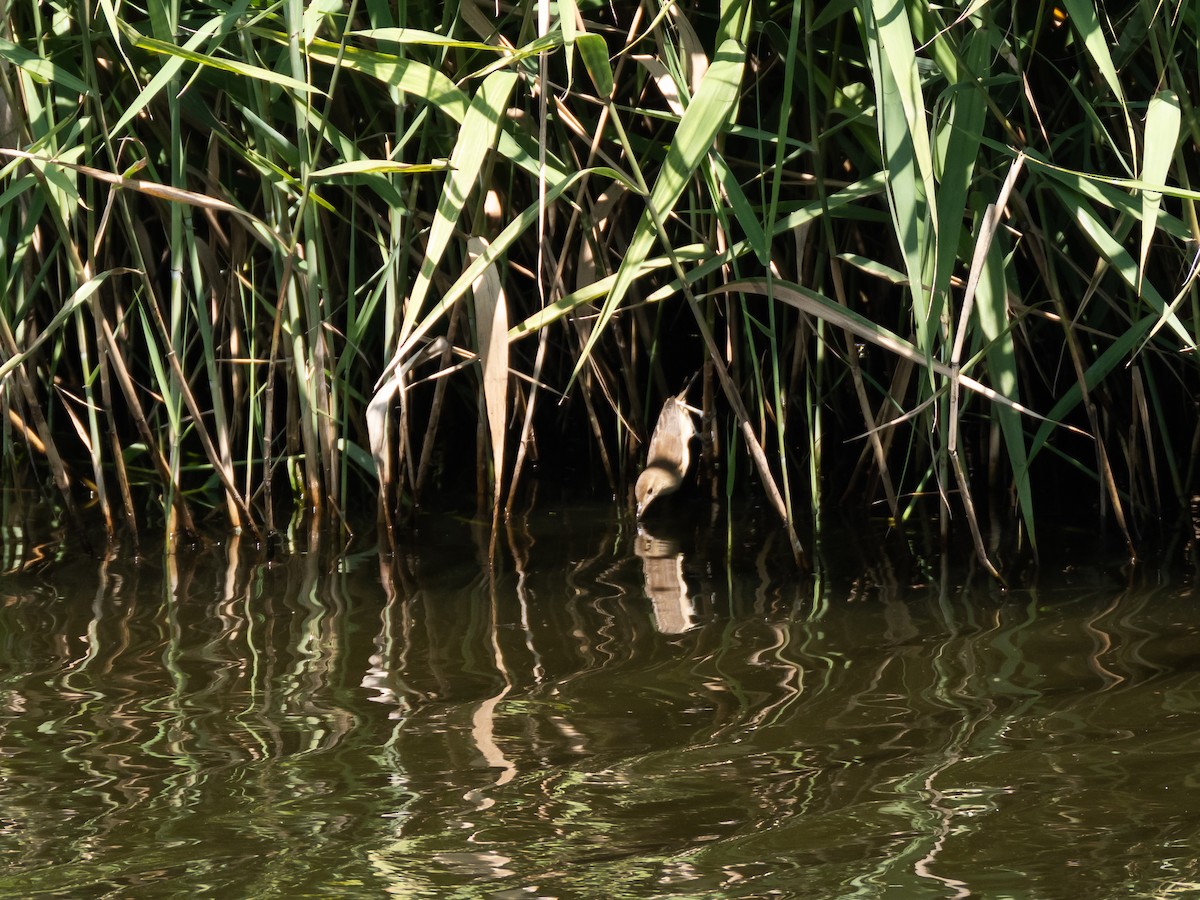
[670, 8, 707, 92]
[469, 235, 509, 504]
[367, 374, 402, 490]
[632, 54, 684, 117]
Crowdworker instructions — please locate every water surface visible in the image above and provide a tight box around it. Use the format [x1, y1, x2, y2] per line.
[0, 506, 1198, 898]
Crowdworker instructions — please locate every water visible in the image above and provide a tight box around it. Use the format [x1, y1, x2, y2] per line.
[0, 505, 1198, 898]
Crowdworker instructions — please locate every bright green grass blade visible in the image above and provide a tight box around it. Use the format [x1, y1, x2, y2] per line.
[107, 13, 227, 136]
[0, 37, 91, 95]
[974, 219, 1035, 546]
[132, 35, 322, 95]
[712, 152, 768, 265]
[636, 175, 889, 305]
[864, 0, 936, 351]
[398, 166, 635, 362]
[5, 148, 82, 260]
[763, 0, 801, 260]
[718, 277, 1049, 420]
[570, 39, 746, 386]
[278, 33, 471, 121]
[718, 0, 752, 45]
[351, 27, 507, 53]
[575, 33, 613, 99]
[1139, 90, 1180, 292]
[1019, 150, 1193, 238]
[838, 252, 908, 284]
[0, 269, 128, 383]
[510, 174, 888, 338]
[302, 117, 406, 207]
[511, 251, 703, 340]
[1028, 314, 1156, 461]
[1060, 0, 1135, 168]
[394, 69, 518, 353]
[468, 33, 563, 80]
[560, 0, 579, 48]
[302, 0, 342, 44]
[1071, 196, 1196, 350]
[868, 0, 939, 229]
[136, 305, 181, 435]
[309, 159, 450, 178]
[295, 32, 569, 183]
[932, 25, 988, 303]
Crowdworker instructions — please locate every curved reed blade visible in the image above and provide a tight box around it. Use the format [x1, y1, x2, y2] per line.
[1139, 91, 1180, 293]
[385, 69, 519, 380]
[1058, 0, 1136, 165]
[570, 39, 746, 388]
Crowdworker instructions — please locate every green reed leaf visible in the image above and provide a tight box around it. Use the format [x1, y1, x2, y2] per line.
[571, 39, 746, 386]
[575, 33, 613, 99]
[309, 159, 450, 179]
[353, 27, 510, 53]
[0, 269, 131, 383]
[0, 38, 90, 95]
[1071, 196, 1195, 351]
[974, 216, 1035, 546]
[393, 69, 520, 357]
[1139, 90, 1179, 292]
[264, 32, 470, 121]
[1060, 0, 1135, 169]
[1029, 314, 1157, 461]
[865, 0, 938, 351]
[132, 35, 322, 95]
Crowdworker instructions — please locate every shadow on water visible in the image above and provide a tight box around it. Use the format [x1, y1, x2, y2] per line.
[0, 501, 1199, 897]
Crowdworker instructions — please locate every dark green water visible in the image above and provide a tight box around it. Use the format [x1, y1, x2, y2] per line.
[0, 505, 1198, 898]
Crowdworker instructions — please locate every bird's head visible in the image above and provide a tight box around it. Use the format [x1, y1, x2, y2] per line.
[635, 463, 682, 518]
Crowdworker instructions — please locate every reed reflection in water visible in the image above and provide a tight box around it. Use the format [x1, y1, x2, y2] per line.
[0, 507, 1198, 897]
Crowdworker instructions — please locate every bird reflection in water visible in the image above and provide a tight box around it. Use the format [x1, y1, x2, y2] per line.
[634, 530, 696, 634]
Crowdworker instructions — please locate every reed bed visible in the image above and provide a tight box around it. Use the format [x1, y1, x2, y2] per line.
[0, 1, 1196, 571]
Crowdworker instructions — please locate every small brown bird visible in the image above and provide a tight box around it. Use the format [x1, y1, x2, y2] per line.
[635, 391, 698, 518]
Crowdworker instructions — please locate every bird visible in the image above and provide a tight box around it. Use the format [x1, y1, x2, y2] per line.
[635, 389, 698, 519]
